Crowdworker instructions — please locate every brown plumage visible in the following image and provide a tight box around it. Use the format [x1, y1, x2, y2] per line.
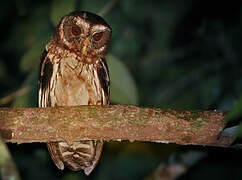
[38, 11, 111, 175]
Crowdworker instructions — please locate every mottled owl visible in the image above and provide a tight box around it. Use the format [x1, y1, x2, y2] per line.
[38, 11, 111, 175]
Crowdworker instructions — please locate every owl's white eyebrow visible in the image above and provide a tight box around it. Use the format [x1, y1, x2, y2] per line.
[79, 21, 90, 30]
[83, 12, 87, 19]
[74, 18, 90, 29]
[92, 25, 108, 31]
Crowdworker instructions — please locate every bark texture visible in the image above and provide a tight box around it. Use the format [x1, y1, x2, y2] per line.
[0, 105, 232, 147]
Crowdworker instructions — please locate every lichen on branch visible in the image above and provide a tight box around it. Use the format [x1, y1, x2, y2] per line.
[0, 105, 232, 147]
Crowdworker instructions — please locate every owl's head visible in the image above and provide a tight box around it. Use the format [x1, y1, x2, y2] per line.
[55, 11, 112, 59]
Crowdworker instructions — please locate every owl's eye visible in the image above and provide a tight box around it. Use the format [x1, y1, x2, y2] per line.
[71, 26, 82, 36]
[93, 32, 103, 41]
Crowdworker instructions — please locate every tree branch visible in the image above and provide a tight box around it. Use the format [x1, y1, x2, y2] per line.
[0, 105, 233, 147]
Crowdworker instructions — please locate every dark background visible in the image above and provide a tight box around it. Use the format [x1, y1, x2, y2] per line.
[0, 0, 242, 179]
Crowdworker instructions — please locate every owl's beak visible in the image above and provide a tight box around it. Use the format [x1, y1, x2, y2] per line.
[81, 38, 89, 55]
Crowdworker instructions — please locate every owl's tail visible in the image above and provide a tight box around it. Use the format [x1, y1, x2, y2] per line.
[47, 140, 103, 175]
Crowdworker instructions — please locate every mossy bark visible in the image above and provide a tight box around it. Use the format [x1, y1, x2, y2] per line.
[0, 105, 231, 147]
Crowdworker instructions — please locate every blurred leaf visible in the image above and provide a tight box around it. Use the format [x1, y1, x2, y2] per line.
[0, 60, 7, 79]
[107, 54, 138, 105]
[20, 38, 49, 72]
[121, 0, 192, 23]
[223, 95, 242, 138]
[15, 0, 30, 16]
[111, 26, 142, 61]
[199, 76, 221, 109]
[80, 0, 109, 14]
[100, 154, 159, 180]
[236, 122, 242, 138]
[62, 172, 85, 180]
[225, 96, 242, 122]
[7, 4, 51, 54]
[0, 137, 21, 180]
[12, 67, 38, 107]
[0, 140, 8, 167]
[0, 1, 11, 22]
[50, 0, 77, 26]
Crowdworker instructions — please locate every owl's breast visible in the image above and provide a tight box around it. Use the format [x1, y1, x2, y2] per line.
[50, 55, 103, 106]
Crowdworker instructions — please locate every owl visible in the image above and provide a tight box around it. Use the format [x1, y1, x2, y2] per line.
[38, 11, 111, 175]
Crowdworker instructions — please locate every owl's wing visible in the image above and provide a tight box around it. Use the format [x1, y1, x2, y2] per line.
[98, 58, 110, 105]
[38, 50, 66, 170]
[38, 50, 53, 107]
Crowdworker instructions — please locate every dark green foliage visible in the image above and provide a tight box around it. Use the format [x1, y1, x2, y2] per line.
[0, 0, 242, 179]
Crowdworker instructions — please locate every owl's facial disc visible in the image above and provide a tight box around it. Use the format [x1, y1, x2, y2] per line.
[59, 12, 112, 59]
[60, 16, 89, 49]
[89, 25, 111, 55]
[79, 24, 111, 57]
